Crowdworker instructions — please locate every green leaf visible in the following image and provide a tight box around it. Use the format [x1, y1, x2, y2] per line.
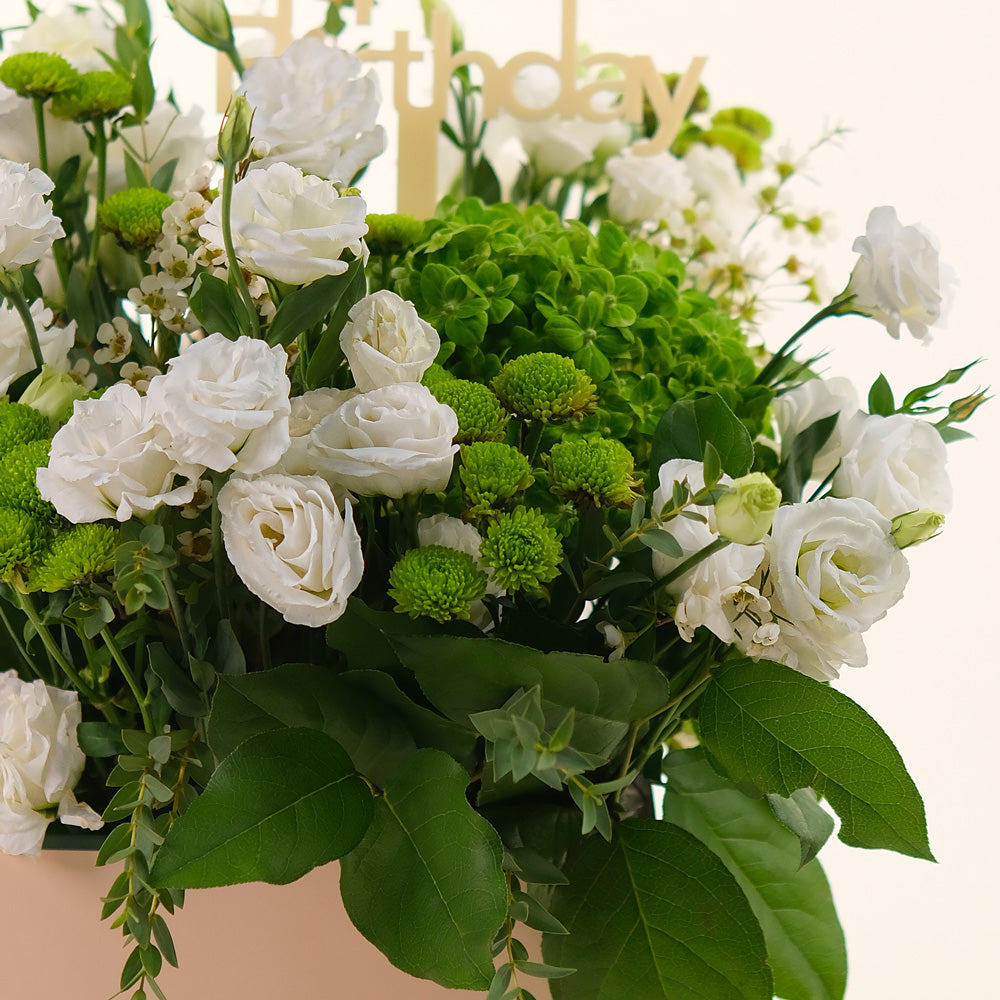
[147, 644, 209, 718]
[150, 728, 372, 888]
[123, 151, 147, 189]
[867, 372, 895, 416]
[149, 156, 178, 193]
[187, 272, 244, 340]
[777, 412, 838, 502]
[266, 259, 364, 348]
[651, 395, 754, 478]
[767, 788, 836, 868]
[77, 722, 126, 757]
[339, 749, 507, 990]
[304, 258, 367, 388]
[637, 528, 683, 558]
[662, 748, 846, 1000]
[544, 818, 772, 1000]
[699, 658, 934, 860]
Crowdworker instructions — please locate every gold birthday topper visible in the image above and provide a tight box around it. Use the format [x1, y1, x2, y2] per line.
[220, 0, 704, 215]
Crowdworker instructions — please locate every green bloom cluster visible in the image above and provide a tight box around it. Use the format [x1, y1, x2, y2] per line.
[547, 438, 640, 509]
[460, 442, 533, 515]
[492, 353, 597, 423]
[479, 507, 562, 593]
[0, 51, 77, 99]
[98, 188, 174, 251]
[388, 544, 487, 622]
[51, 71, 133, 123]
[429, 378, 509, 443]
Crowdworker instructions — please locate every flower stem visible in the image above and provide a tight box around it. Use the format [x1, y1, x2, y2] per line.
[101, 626, 154, 733]
[0, 600, 42, 680]
[85, 122, 108, 290]
[31, 97, 49, 175]
[219, 158, 260, 338]
[755, 296, 856, 385]
[211, 471, 231, 620]
[162, 568, 191, 661]
[648, 537, 731, 595]
[0, 269, 45, 369]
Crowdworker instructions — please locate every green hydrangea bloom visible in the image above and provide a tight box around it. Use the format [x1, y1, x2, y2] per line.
[0, 52, 77, 99]
[50, 70, 133, 122]
[98, 188, 174, 251]
[0, 403, 50, 461]
[460, 442, 533, 515]
[388, 544, 487, 622]
[365, 213, 425, 255]
[431, 380, 509, 444]
[492, 353, 597, 422]
[31, 523, 117, 592]
[479, 507, 562, 593]
[0, 438, 57, 521]
[0, 507, 47, 583]
[548, 438, 640, 509]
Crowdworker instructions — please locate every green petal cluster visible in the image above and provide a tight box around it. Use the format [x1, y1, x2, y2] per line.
[98, 188, 174, 251]
[547, 438, 640, 509]
[32, 523, 117, 592]
[479, 507, 562, 593]
[492, 353, 597, 423]
[0, 52, 77, 99]
[431, 379, 508, 444]
[421, 363, 454, 389]
[388, 544, 487, 622]
[460, 442, 533, 515]
[0, 438, 57, 521]
[0, 403, 50, 461]
[51, 71, 133, 122]
[365, 213, 425, 255]
[0, 508, 47, 583]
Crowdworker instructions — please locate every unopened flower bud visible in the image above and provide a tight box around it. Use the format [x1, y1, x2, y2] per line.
[218, 94, 254, 167]
[890, 509, 945, 549]
[167, 0, 236, 52]
[714, 472, 781, 544]
[947, 391, 989, 424]
[18, 365, 91, 427]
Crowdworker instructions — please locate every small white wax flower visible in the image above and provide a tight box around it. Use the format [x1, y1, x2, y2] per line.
[0, 160, 65, 272]
[93, 317, 132, 365]
[0, 298, 75, 393]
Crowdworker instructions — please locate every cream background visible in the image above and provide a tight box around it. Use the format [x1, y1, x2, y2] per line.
[2, 1, 998, 998]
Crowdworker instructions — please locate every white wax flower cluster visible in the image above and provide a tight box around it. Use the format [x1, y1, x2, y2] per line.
[0, 670, 102, 856]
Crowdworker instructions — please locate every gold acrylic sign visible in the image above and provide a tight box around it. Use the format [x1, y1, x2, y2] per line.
[220, 0, 705, 216]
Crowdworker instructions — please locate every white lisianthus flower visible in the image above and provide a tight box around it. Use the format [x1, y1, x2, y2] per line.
[846, 206, 953, 340]
[0, 670, 103, 856]
[13, 6, 116, 72]
[832, 412, 952, 520]
[757, 497, 910, 680]
[650, 459, 765, 643]
[0, 160, 65, 271]
[307, 382, 458, 498]
[218, 474, 363, 627]
[771, 376, 860, 482]
[341, 290, 440, 392]
[262, 386, 358, 478]
[239, 37, 386, 184]
[0, 85, 91, 172]
[0, 299, 74, 393]
[37, 383, 202, 522]
[198, 162, 368, 286]
[682, 144, 752, 223]
[146, 333, 291, 475]
[606, 149, 695, 226]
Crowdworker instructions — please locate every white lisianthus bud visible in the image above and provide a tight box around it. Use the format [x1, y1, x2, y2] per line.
[218, 94, 254, 168]
[18, 364, 89, 426]
[890, 509, 945, 549]
[0, 160, 65, 272]
[167, 0, 235, 52]
[714, 473, 781, 544]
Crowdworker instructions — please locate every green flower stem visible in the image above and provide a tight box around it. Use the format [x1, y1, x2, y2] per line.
[613, 720, 642, 802]
[162, 567, 191, 661]
[0, 600, 43, 681]
[0, 269, 45, 369]
[223, 41, 245, 77]
[211, 471, 231, 620]
[101, 626, 154, 733]
[219, 159, 260, 338]
[85, 122, 108, 289]
[31, 96, 49, 175]
[649, 537, 731, 595]
[522, 420, 545, 467]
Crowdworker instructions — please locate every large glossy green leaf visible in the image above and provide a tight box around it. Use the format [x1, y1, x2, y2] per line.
[700, 658, 934, 860]
[650, 394, 754, 478]
[266, 258, 364, 347]
[662, 749, 846, 1000]
[150, 728, 372, 888]
[544, 818, 772, 1000]
[339, 749, 506, 990]
[390, 634, 670, 757]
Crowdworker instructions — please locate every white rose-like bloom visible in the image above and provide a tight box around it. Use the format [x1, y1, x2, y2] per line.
[0, 160, 65, 271]
[307, 382, 458, 498]
[341, 290, 440, 392]
[240, 36, 386, 184]
[0, 85, 91, 172]
[198, 162, 368, 286]
[218, 474, 363, 627]
[262, 386, 357, 478]
[145, 333, 291, 475]
[37, 383, 202, 522]
[0, 670, 103, 856]
[832, 412, 952, 520]
[0, 299, 75, 393]
[847, 206, 953, 341]
[650, 459, 764, 643]
[761, 497, 910, 680]
[606, 149, 695, 226]
[13, 6, 116, 72]
[772, 376, 860, 482]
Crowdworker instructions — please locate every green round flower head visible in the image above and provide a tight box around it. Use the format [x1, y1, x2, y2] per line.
[479, 507, 562, 593]
[548, 438, 640, 509]
[460, 442, 533, 515]
[31, 523, 117, 592]
[97, 188, 174, 251]
[0, 438, 58, 522]
[0, 403, 50, 461]
[0, 52, 77, 100]
[421, 363, 454, 390]
[388, 544, 487, 622]
[365, 213, 425, 255]
[492, 353, 598, 422]
[0, 507, 47, 583]
[50, 71, 133, 122]
[431, 379, 509, 444]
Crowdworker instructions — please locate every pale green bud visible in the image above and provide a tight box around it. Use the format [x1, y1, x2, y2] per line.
[890, 509, 945, 549]
[218, 94, 254, 167]
[714, 472, 781, 544]
[18, 365, 90, 427]
[167, 0, 236, 52]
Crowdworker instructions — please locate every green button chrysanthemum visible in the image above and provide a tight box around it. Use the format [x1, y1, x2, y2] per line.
[0, 507, 47, 583]
[432, 379, 509, 444]
[479, 507, 562, 593]
[460, 442, 533, 515]
[0, 438, 57, 521]
[50, 70, 133, 122]
[421, 363, 454, 390]
[31, 523, 117, 592]
[492, 353, 598, 422]
[0, 403, 50, 462]
[0, 52, 78, 100]
[548, 438, 641, 509]
[97, 188, 174, 251]
[388, 544, 487, 622]
[365, 213, 425, 255]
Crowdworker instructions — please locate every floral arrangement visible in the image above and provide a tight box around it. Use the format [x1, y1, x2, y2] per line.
[0, 2, 984, 1000]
